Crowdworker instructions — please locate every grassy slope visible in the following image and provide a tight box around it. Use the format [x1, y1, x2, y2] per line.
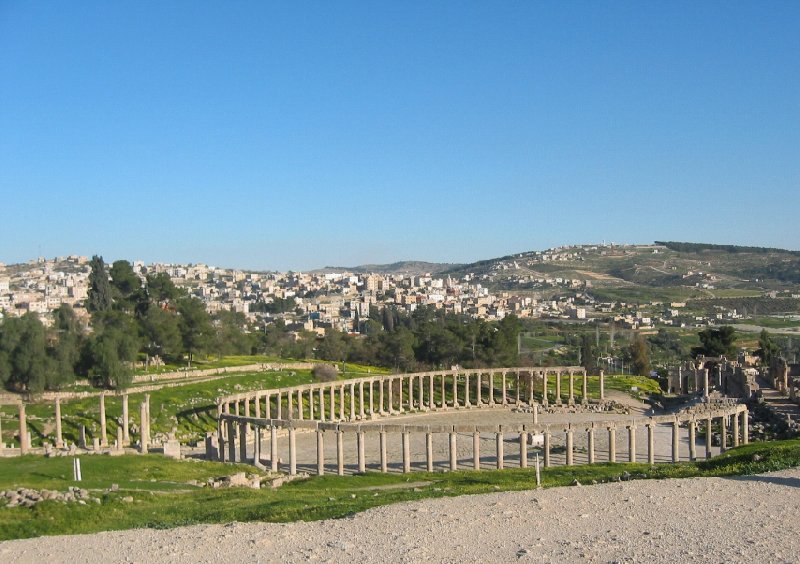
[1, 439, 798, 541]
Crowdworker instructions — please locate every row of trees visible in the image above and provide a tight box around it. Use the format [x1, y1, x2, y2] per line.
[0, 257, 255, 393]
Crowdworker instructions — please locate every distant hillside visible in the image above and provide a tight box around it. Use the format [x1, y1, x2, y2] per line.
[316, 261, 461, 275]
[442, 242, 800, 289]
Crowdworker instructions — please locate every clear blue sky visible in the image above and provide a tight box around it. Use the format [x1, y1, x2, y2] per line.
[1, 2, 799, 271]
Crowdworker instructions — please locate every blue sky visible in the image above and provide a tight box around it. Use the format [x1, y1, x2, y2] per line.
[1, 2, 798, 271]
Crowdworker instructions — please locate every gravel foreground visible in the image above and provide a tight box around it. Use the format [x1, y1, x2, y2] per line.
[2, 469, 799, 564]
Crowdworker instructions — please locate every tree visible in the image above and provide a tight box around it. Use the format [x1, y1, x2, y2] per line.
[109, 260, 141, 312]
[0, 314, 52, 392]
[87, 255, 113, 313]
[629, 335, 651, 376]
[141, 304, 182, 363]
[692, 326, 737, 358]
[87, 310, 140, 389]
[316, 328, 349, 364]
[580, 333, 597, 373]
[177, 296, 213, 366]
[48, 304, 83, 388]
[210, 310, 251, 358]
[755, 329, 780, 366]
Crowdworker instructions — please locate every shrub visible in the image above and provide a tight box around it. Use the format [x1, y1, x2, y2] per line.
[312, 364, 338, 382]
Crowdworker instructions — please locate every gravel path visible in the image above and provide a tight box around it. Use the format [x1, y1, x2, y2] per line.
[2, 468, 799, 563]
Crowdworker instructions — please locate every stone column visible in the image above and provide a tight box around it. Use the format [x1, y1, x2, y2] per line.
[502, 372, 508, 405]
[276, 391, 282, 419]
[705, 417, 712, 459]
[18, 404, 28, 454]
[239, 422, 248, 463]
[387, 379, 394, 413]
[519, 432, 527, 468]
[703, 369, 710, 399]
[628, 424, 636, 463]
[339, 385, 345, 418]
[742, 409, 749, 445]
[608, 426, 616, 463]
[555, 371, 562, 405]
[464, 373, 471, 406]
[398, 377, 406, 413]
[489, 373, 495, 405]
[117, 425, 124, 453]
[122, 394, 129, 444]
[543, 428, 551, 467]
[316, 430, 325, 476]
[566, 427, 574, 466]
[252, 426, 261, 467]
[99, 393, 107, 447]
[319, 388, 326, 422]
[296, 390, 303, 421]
[599, 370, 605, 401]
[403, 431, 411, 473]
[379, 380, 385, 415]
[245, 395, 251, 420]
[732, 411, 740, 447]
[55, 398, 63, 448]
[140, 401, 149, 454]
[587, 427, 595, 464]
[672, 419, 680, 462]
[440, 373, 446, 408]
[349, 383, 356, 420]
[337, 430, 344, 476]
[288, 427, 297, 476]
[329, 387, 335, 420]
[265, 392, 272, 419]
[582, 370, 588, 404]
[217, 419, 226, 462]
[542, 371, 549, 406]
[689, 419, 697, 461]
[533, 403, 539, 425]
[226, 420, 236, 462]
[79, 423, 87, 449]
[254, 392, 261, 419]
[417, 375, 424, 411]
[408, 376, 414, 410]
[426, 432, 434, 472]
[357, 431, 366, 474]
[496, 431, 504, 469]
[476, 373, 482, 405]
[380, 430, 388, 473]
[234, 399, 240, 417]
[358, 381, 365, 419]
[647, 423, 655, 465]
[287, 390, 294, 420]
[516, 372, 522, 405]
[428, 374, 435, 409]
[720, 415, 728, 452]
[473, 431, 480, 470]
[308, 389, 314, 420]
[568, 371, 575, 405]
[270, 425, 278, 472]
[369, 380, 375, 417]
[449, 431, 457, 471]
[451, 374, 457, 407]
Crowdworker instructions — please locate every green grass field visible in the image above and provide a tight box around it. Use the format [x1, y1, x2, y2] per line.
[0, 438, 798, 541]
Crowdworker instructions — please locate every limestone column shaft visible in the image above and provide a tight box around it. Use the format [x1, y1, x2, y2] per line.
[18, 404, 28, 454]
[122, 394, 129, 444]
[337, 431, 344, 476]
[464, 373, 471, 406]
[239, 422, 248, 463]
[403, 432, 411, 473]
[555, 371, 562, 405]
[408, 377, 414, 410]
[288, 427, 297, 476]
[358, 381, 365, 419]
[140, 401, 149, 454]
[473, 431, 480, 470]
[379, 380, 385, 415]
[672, 419, 680, 462]
[349, 383, 356, 420]
[742, 410, 749, 444]
[568, 372, 575, 405]
[688, 419, 697, 461]
[449, 432, 457, 471]
[339, 385, 345, 418]
[451, 374, 457, 407]
[720, 415, 728, 452]
[277, 392, 282, 419]
[426, 432, 433, 472]
[502, 373, 508, 405]
[329, 386, 335, 420]
[476, 374, 482, 405]
[732, 411, 740, 447]
[270, 426, 278, 472]
[608, 427, 616, 463]
[418, 375, 424, 410]
[357, 431, 366, 473]
[582, 371, 588, 404]
[226, 420, 236, 462]
[428, 375, 435, 409]
[705, 418, 712, 459]
[489, 373, 495, 405]
[287, 391, 293, 420]
[265, 392, 272, 419]
[316, 431, 325, 476]
[440, 374, 445, 408]
[380, 431, 388, 473]
[255, 392, 261, 419]
[296, 390, 303, 421]
[566, 428, 574, 466]
[319, 388, 325, 421]
[543, 430, 551, 467]
[542, 372, 549, 406]
[308, 389, 314, 420]
[626, 425, 636, 463]
[587, 428, 595, 464]
[599, 370, 605, 401]
[217, 418, 226, 462]
[253, 426, 262, 468]
[99, 394, 107, 447]
[55, 398, 63, 448]
[519, 432, 527, 468]
[647, 424, 655, 465]
[496, 432, 504, 469]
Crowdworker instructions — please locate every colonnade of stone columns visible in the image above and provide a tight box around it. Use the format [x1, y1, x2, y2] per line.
[216, 405, 748, 476]
[218, 367, 600, 431]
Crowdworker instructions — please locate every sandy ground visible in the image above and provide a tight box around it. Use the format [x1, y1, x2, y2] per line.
[2, 468, 799, 563]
